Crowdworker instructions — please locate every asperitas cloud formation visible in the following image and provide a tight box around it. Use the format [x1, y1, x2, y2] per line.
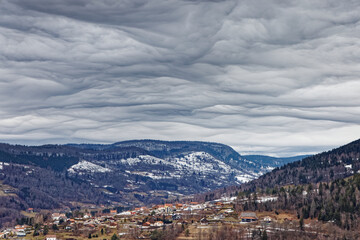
[1, 0, 360, 156]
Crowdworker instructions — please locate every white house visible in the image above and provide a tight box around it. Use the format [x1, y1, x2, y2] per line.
[46, 235, 57, 240]
[153, 221, 164, 227]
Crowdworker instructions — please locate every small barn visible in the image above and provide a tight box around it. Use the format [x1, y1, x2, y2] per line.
[239, 212, 258, 223]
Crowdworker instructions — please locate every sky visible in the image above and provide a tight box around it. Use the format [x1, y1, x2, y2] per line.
[1, 0, 360, 156]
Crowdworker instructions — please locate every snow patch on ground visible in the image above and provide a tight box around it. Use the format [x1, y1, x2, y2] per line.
[68, 160, 112, 174]
[235, 174, 254, 183]
[169, 152, 233, 173]
[120, 155, 169, 166]
[214, 196, 238, 202]
[129, 171, 175, 179]
[263, 166, 275, 171]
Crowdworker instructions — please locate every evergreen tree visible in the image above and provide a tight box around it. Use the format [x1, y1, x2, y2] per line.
[111, 233, 119, 240]
[299, 216, 304, 231]
[262, 230, 268, 240]
[43, 225, 49, 236]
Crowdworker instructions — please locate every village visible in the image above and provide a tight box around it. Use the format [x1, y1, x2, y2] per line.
[0, 194, 325, 240]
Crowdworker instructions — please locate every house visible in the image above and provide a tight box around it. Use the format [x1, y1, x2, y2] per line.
[200, 218, 208, 225]
[16, 230, 26, 237]
[110, 210, 117, 215]
[3, 189, 15, 194]
[142, 222, 151, 228]
[27, 208, 34, 213]
[175, 204, 183, 209]
[239, 212, 258, 223]
[109, 222, 117, 228]
[46, 235, 57, 240]
[153, 221, 164, 227]
[224, 209, 234, 213]
[172, 214, 181, 220]
[184, 207, 192, 211]
[14, 225, 25, 230]
[164, 206, 173, 214]
[52, 213, 66, 221]
[263, 216, 272, 223]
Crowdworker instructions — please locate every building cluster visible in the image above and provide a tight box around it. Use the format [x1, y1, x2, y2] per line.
[0, 225, 30, 238]
[0, 195, 278, 239]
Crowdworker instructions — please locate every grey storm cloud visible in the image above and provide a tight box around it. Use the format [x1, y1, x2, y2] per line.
[1, 0, 360, 156]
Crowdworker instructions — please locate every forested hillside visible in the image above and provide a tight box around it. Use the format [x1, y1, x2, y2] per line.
[240, 139, 360, 191]
[234, 174, 360, 233]
[0, 163, 108, 227]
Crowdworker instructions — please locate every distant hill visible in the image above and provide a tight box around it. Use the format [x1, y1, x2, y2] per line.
[70, 140, 272, 174]
[243, 154, 309, 170]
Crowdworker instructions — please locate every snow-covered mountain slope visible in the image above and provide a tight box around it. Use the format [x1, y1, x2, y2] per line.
[69, 150, 264, 195]
[111, 152, 257, 183]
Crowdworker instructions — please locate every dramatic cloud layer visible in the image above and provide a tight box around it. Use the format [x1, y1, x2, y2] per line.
[1, 0, 360, 156]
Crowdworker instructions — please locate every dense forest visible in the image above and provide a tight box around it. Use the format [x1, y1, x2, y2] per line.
[0, 163, 109, 228]
[235, 174, 360, 233]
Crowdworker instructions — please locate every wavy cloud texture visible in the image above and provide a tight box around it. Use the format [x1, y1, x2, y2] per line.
[1, 0, 360, 156]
